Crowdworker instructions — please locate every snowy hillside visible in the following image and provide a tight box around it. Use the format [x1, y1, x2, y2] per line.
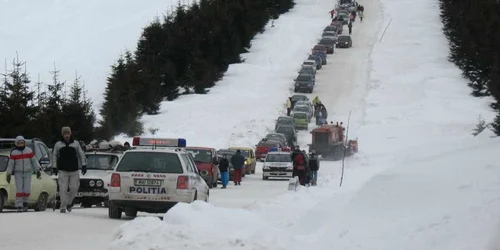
[109, 0, 500, 248]
[0, 0, 177, 109]
[1, 0, 499, 248]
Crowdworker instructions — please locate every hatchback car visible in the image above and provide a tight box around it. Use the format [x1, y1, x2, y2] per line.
[318, 38, 336, 54]
[275, 116, 295, 131]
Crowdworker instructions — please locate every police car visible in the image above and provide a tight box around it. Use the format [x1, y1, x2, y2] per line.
[77, 146, 125, 208]
[262, 149, 293, 180]
[107, 137, 209, 219]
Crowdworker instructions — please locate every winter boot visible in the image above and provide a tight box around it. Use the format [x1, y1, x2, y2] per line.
[60, 208, 66, 213]
[67, 204, 73, 212]
[238, 182, 241, 185]
[23, 202, 28, 212]
[16, 207, 23, 213]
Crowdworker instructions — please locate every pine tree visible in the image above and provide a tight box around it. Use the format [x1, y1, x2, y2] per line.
[61, 72, 96, 142]
[0, 58, 37, 137]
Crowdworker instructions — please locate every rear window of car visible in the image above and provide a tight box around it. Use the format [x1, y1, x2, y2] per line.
[320, 39, 334, 44]
[266, 154, 292, 162]
[294, 113, 308, 119]
[258, 141, 278, 147]
[277, 126, 294, 134]
[0, 156, 8, 172]
[115, 152, 183, 173]
[86, 154, 119, 170]
[297, 75, 311, 81]
[185, 149, 212, 163]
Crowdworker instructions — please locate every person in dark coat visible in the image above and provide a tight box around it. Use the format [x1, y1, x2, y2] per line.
[348, 22, 353, 35]
[218, 155, 229, 188]
[230, 150, 245, 185]
[308, 151, 319, 186]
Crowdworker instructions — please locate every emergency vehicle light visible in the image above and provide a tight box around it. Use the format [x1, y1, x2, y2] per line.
[132, 136, 187, 147]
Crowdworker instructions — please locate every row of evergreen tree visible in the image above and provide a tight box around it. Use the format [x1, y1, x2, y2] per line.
[99, 0, 295, 139]
[0, 58, 95, 146]
[439, 0, 500, 134]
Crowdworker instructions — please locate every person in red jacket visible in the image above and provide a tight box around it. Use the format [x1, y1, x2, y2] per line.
[293, 152, 307, 185]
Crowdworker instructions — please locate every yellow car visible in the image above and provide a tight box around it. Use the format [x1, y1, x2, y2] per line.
[0, 151, 57, 212]
[228, 147, 256, 175]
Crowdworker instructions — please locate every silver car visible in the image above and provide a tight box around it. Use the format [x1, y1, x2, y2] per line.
[107, 137, 209, 219]
[262, 152, 293, 180]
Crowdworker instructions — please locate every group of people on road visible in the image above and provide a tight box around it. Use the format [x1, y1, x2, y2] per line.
[291, 146, 319, 186]
[5, 126, 87, 213]
[217, 149, 246, 188]
[312, 96, 328, 126]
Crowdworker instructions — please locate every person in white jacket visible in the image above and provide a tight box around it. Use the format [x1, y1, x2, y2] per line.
[6, 136, 41, 212]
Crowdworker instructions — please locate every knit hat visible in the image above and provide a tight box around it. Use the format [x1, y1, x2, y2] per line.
[15, 135, 26, 144]
[61, 126, 72, 135]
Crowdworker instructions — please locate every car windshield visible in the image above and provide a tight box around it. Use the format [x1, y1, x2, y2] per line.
[85, 154, 119, 170]
[339, 36, 350, 42]
[185, 149, 212, 163]
[115, 152, 183, 173]
[294, 113, 308, 119]
[304, 61, 314, 65]
[0, 155, 8, 172]
[266, 154, 292, 162]
[239, 150, 249, 157]
[297, 75, 311, 81]
[277, 126, 294, 134]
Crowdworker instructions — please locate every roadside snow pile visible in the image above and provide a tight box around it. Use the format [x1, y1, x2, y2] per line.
[109, 201, 305, 250]
[114, 0, 331, 148]
[312, 135, 500, 250]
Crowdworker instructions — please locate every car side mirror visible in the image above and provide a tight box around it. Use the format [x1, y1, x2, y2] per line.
[39, 157, 50, 165]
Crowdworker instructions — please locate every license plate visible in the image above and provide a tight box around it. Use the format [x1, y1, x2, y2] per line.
[77, 192, 103, 197]
[134, 179, 162, 186]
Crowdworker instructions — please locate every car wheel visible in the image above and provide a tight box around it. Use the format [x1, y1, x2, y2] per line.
[34, 193, 48, 212]
[81, 201, 93, 208]
[108, 202, 122, 219]
[207, 182, 213, 189]
[125, 210, 137, 218]
[205, 190, 209, 202]
[193, 191, 198, 201]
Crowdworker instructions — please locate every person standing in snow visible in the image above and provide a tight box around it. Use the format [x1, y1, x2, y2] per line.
[286, 98, 292, 116]
[218, 155, 229, 188]
[52, 126, 87, 213]
[329, 9, 335, 18]
[348, 22, 353, 35]
[292, 150, 307, 185]
[230, 150, 245, 186]
[308, 151, 319, 186]
[5, 136, 42, 212]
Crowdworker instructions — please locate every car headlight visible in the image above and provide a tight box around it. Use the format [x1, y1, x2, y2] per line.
[287, 165, 293, 170]
[89, 180, 95, 187]
[245, 160, 248, 165]
[96, 180, 103, 187]
[263, 165, 270, 169]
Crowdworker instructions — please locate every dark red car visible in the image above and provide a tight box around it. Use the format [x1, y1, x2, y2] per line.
[185, 147, 219, 188]
[255, 139, 291, 161]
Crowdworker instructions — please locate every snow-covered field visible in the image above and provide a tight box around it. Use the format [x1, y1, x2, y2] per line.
[2, 0, 500, 248]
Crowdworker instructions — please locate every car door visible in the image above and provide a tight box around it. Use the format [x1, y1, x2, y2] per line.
[182, 154, 206, 200]
[36, 144, 51, 170]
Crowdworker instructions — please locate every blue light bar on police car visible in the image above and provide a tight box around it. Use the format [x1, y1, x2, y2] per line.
[269, 147, 279, 152]
[132, 137, 186, 147]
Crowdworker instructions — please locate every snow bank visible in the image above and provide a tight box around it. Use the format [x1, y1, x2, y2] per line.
[109, 201, 305, 250]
